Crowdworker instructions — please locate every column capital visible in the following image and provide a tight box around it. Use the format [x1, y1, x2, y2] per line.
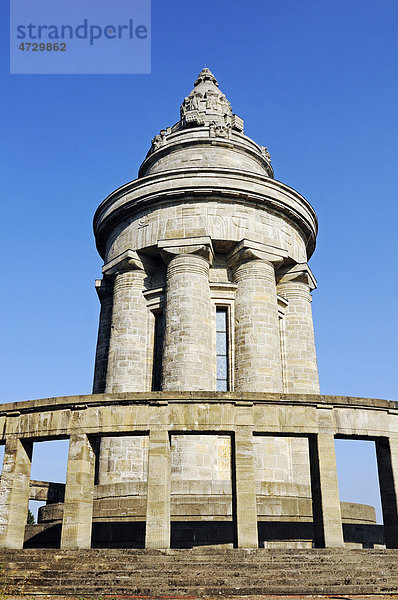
[226, 239, 288, 270]
[277, 262, 317, 291]
[102, 249, 145, 277]
[95, 278, 113, 301]
[158, 236, 214, 265]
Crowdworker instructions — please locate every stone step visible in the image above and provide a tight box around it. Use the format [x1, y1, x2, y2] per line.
[6, 569, 398, 582]
[12, 563, 398, 573]
[1, 552, 394, 560]
[13, 576, 398, 588]
[2, 552, 395, 561]
[2, 549, 398, 596]
[6, 563, 398, 574]
[0, 557, 397, 570]
[13, 585, 398, 597]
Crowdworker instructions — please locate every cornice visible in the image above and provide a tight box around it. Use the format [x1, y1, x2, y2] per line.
[93, 168, 318, 260]
[0, 392, 395, 418]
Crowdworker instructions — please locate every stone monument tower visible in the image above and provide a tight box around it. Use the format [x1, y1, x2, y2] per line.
[93, 67, 319, 398]
[91, 68, 324, 545]
[1, 70, 394, 561]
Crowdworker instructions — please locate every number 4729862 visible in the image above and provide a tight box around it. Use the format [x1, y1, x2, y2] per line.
[19, 42, 67, 51]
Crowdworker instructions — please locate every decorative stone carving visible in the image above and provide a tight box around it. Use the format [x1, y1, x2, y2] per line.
[178, 67, 238, 133]
[260, 146, 272, 163]
[150, 128, 171, 152]
[190, 93, 201, 110]
[138, 214, 149, 228]
[231, 114, 244, 132]
[206, 92, 217, 110]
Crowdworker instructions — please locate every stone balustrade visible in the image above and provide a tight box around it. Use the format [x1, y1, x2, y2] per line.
[0, 392, 397, 551]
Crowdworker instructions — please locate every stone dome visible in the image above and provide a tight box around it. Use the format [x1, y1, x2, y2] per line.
[138, 68, 274, 178]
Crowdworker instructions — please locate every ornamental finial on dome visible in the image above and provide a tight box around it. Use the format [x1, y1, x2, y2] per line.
[144, 69, 273, 178]
[194, 67, 219, 87]
[178, 67, 244, 136]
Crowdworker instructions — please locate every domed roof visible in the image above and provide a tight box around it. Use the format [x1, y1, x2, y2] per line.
[139, 68, 273, 179]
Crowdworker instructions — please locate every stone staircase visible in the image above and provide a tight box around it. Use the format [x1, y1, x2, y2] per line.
[0, 548, 398, 597]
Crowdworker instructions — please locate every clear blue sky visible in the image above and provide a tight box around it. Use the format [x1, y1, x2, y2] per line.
[1, 0, 397, 523]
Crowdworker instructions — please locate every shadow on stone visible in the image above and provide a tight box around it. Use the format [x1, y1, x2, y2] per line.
[171, 521, 234, 548]
[24, 523, 62, 548]
[23, 519, 386, 549]
[92, 521, 146, 548]
[342, 522, 385, 548]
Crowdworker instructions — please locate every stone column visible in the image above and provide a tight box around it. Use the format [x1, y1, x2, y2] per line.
[145, 429, 171, 549]
[277, 263, 320, 394]
[61, 433, 96, 549]
[227, 240, 287, 392]
[104, 250, 148, 393]
[234, 429, 258, 548]
[159, 237, 214, 391]
[92, 278, 113, 394]
[0, 438, 32, 549]
[376, 436, 398, 548]
[309, 432, 344, 547]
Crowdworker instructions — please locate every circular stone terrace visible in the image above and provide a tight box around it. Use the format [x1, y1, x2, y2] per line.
[0, 392, 397, 551]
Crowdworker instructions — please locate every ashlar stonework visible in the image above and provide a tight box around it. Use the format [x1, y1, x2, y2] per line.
[0, 69, 396, 555]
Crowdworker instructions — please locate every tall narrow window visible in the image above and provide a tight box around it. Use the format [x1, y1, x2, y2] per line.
[152, 311, 164, 391]
[216, 307, 229, 391]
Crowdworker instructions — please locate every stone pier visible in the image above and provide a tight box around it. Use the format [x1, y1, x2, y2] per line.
[61, 433, 96, 549]
[0, 438, 32, 549]
[376, 436, 398, 548]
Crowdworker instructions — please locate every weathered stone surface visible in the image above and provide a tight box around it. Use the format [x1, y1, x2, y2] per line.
[1, 392, 397, 550]
[232, 255, 282, 392]
[0, 69, 396, 562]
[0, 438, 32, 549]
[2, 548, 398, 596]
[60, 434, 95, 550]
[161, 240, 214, 391]
[105, 266, 148, 394]
[89, 69, 324, 529]
[309, 432, 344, 548]
[277, 263, 320, 394]
[234, 427, 258, 548]
[92, 278, 113, 394]
[145, 428, 171, 548]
